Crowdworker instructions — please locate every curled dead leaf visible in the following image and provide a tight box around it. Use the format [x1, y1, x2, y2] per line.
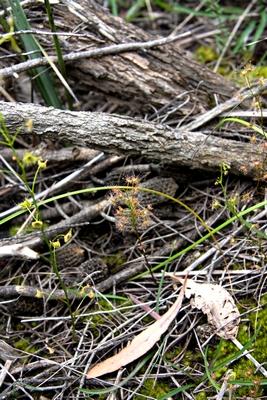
[175, 278, 240, 339]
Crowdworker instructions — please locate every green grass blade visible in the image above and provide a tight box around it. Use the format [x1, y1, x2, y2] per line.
[9, 0, 62, 108]
[44, 0, 73, 108]
[154, 0, 243, 19]
[218, 117, 267, 138]
[252, 8, 267, 50]
[126, 0, 145, 21]
[108, 0, 118, 16]
[220, 6, 245, 15]
[233, 20, 256, 54]
[203, 346, 220, 391]
[228, 378, 267, 386]
[135, 198, 267, 278]
[158, 384, 194, 400]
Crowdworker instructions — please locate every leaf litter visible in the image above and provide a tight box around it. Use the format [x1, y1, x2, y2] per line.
[87, 279, 186, 379]
[174, 277, 240, 340]
[87, 277, 241, 379]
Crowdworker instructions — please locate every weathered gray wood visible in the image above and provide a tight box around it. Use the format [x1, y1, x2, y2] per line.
[0, 0, 236, 115]
[0, 101, 265, 178]
[57, 0, 236, 114]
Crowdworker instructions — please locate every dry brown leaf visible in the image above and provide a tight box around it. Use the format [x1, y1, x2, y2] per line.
[176, 278, 240, 339]
[87, 285, 185, 379]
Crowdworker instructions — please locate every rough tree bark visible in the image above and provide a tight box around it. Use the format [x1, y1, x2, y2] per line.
[54, 0, 236, 114]
[0, 101, 265, 179]
[1, 0, 236, 115]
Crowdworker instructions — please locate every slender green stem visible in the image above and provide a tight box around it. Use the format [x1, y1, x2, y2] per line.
[49, 244, 77, 340]
[44, 0, 72, 108]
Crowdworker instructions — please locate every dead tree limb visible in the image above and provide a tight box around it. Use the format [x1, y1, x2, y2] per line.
[0, 101, 265, 179]
[183, 80, 267, 131]
[0, 0, 236, 115]
[60, 0, 236, 113]
[0, 284, 93, 300]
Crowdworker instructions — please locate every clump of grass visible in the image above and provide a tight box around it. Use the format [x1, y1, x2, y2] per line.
[8, 0, 62, 107]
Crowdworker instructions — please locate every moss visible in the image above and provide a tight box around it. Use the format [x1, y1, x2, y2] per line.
[195, 392, 207, 400]
[195, 45, 218, 63]
[135, 379, 170, 399]
[248, 304, 267, 362]
[86, 298, 113, 328]
[103, 252, 126, 273]
[207, 298, 267, 397]
[13, 338, 38, 354]
[164, 345, 182, 361]
[260, 293, 267, 306]
[9, 225, 21, 237]
[85, 297, 131, 337]
[231, 263, 244, 270]
[11, 276, 24, 285]
[230, 65, 267, 86]
[183, 349, 202, 367]
[216, 65, 232, 76]
[247, 66, 267, 79]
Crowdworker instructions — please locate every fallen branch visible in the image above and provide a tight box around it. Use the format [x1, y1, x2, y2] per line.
[0, 0, 235, 115]
[0, 146, 100, 162]
[0, 198, 110, 249]
[0, 32, 191, 79]
[183, 80, 267, 131]
[0, 243, 39, 259]
[0, 284, 93, 300]
[0, 101, 266, 179]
